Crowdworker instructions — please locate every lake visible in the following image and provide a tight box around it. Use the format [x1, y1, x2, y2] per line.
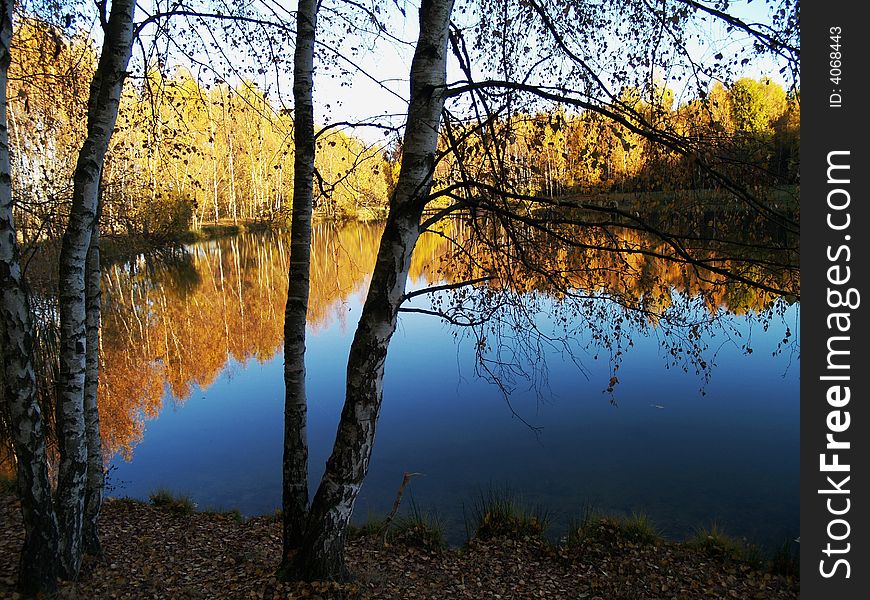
[101, 220, 799, 549]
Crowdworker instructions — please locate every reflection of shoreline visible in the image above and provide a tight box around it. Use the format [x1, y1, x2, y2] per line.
[98, 224, 386, 461]
[95, 219, 797, 463]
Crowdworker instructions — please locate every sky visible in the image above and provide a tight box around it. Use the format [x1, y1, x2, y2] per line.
[305, 0, 793, 140]
[121, 0, 794, 144]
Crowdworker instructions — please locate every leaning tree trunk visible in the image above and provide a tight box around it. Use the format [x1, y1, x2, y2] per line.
[55, 0, 135, 579]
[279, 0, 318, 575]
[0, 3, 60, 595]
[82, 199, 104, 556]
[292, 0, 455, 581]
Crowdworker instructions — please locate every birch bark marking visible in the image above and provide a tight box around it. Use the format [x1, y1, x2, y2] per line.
[293, 0, 455, 581]
[56, 0, 135, 579]
[0, 2, 60, 595]
[279, 0, 317, 573]
[83, 199, 104, 556]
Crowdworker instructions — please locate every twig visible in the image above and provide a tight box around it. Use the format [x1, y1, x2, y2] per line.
[380, 471, 422, 546]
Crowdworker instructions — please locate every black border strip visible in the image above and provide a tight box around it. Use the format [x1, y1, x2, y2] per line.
[800, 2, 869, 596]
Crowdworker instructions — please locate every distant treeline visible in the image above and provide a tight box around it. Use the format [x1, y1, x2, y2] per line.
[9, 17, 798, 247]
[434, 81, 799, 201]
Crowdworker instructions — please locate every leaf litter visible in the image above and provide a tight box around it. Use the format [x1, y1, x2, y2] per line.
[1, 494, 798, 599]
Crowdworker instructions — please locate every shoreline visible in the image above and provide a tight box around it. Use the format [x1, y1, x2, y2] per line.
[1, 491, 799, 599]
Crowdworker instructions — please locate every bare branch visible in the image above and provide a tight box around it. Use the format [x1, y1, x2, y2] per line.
[401, 276, 495, 302]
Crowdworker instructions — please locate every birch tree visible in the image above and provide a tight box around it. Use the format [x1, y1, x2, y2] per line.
[292, 0, 456, 580]
[0, 3, 60, 595]
[279, 0, 317, 575]
[283, 0, 798, 581]
[55, 0, 135, 578]
[83, 200, 104, 556]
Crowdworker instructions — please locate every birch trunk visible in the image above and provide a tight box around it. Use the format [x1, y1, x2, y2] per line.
[292, 0, 454, 581]
[0, 3, 60, 595]
[56, 0, 134, 579]
[83, 200, 103, 556]
[278, 0, 317, 576]
[207, 101, 220, 223]
[227, 131, 237, 224]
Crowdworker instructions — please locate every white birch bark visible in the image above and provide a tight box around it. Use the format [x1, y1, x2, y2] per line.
[293, 0, 455, 580]
[279, 0, 317, 576]
[227, 130, 237, 224]
[0, 2, 59, 595]
[56, 0, 135, 579]
[206, 100, 220, 223]
[83, 200, 104, 556]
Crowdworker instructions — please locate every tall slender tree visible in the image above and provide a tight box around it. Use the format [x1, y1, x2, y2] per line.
[83, 198, 104, 556]
[0, 3, 60, 595]
[292, 0, 456, 580]
[55, 0, 135, 578]
[279, 0, 318, 575]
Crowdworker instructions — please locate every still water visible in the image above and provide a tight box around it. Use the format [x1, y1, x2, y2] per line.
[103, 221, 799, 548]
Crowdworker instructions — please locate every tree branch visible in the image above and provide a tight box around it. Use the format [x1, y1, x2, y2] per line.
[401, 276, 495, 302]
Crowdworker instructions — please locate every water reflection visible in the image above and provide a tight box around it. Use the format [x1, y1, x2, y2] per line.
[92, 220, 799, 548]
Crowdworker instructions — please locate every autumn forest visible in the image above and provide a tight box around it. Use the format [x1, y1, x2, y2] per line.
[8, 16, 797, 244]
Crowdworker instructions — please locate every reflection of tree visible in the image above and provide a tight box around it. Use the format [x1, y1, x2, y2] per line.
[405, 215, 798, 407]
[95, 225, 379, 459]
[422, 215, 797, 316]
[1, 218, 796, 467]
[84, 217, 798, 463]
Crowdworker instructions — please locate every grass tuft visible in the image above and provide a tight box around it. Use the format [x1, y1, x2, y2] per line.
[347, 515, 387, 540]
[687, 523, 763, 568]
[568, 510, 661, 548]
[470, 485, 549, 541]
[149, 488, 196, 517]
[565, 501, 597, 547]
[201, 506, 244, 523]
[769, 538, 800, 578]
[618, 512, 662, 544]
[391, 498, 445, 550]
